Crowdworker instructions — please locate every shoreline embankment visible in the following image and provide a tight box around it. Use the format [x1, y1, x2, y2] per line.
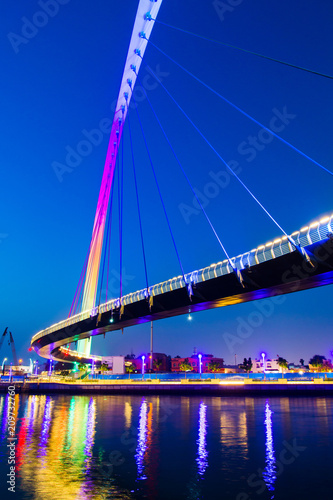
[1, 380, 333, 396]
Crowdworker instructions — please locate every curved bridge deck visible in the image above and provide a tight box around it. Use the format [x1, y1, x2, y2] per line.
[31, 215, 333, 364]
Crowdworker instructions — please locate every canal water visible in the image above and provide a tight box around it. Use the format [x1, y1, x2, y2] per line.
[0, 394, 332, 499]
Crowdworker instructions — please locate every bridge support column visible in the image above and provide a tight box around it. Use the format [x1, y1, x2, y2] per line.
[150, 321, 153, 371]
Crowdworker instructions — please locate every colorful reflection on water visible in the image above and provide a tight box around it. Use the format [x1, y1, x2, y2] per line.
[262, 400, 276, 496]
[135, 399, 148, 480]
[196, 401, 208, 477]
[0, 394, 332, 500]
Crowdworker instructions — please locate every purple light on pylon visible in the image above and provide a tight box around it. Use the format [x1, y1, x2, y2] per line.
[76, 0, 164, 358]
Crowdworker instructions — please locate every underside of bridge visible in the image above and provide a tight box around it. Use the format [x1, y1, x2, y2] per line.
[31, 238, 333, 364]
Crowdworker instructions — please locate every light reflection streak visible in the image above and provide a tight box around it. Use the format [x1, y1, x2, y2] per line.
[196, 401, 208, 477]
[38, 396, 53, 457]
[1, 395, 9, 440]
[84, 398, 96, 465]
[16, 397, 31, 472]
[1, 394, 20, 458]
[124, 401, 132, 429]
[26, 396, 38, 451]
[135, 399, 148, 480]
[66, 397, 76, 450]
[262, 400, 276, 496]
[5, 395, 130, 499]
[0, 396, 4, 422]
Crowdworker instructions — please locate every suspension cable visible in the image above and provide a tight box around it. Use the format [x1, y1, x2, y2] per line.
[151, 19, 333, 80]
[127, 112, 149, 293]
[133, 96, 187, 284]
[142, 61, 296, 246]
[118, 140, 124, 301]
[134, 71, 235, 267]
[98, 174, 115, 307]
[69, 193, 107, 316]
[145, 38, 333, 178]
[69, 246, 90, 317]
[106, 175, 115, 303]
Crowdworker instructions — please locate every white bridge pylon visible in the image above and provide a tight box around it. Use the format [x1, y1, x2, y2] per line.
[78, 0, 163, 356]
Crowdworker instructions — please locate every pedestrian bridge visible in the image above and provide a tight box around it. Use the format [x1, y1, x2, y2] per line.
[30, 214, 333, 364]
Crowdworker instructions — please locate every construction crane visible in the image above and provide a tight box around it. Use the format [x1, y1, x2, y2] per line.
[0, 327, 18, 366]
[0, 328, 8, 351]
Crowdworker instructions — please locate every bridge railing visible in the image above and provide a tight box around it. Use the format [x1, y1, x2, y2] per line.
[31, 214, 333, 345]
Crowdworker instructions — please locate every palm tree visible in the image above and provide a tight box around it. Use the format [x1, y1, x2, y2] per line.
[153, 359, 162, 372]
[99, 362, 109, 380]
[125, 363, 135, 379]
[179, 358, 192, 379]
[309, 355, 326, 372]
[207, 360, 222, 378]
[300, 358, 304, 366]
[277, 356, 288, 377]
[240, 357, 252, 377]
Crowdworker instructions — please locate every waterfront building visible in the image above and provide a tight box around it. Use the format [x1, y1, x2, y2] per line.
[252, 358, 280, 373]
[128, 353, 170, 372]
[171, 350, 224, 373]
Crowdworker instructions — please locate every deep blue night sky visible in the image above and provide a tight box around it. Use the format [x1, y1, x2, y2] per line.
[1, 0, 332, 366]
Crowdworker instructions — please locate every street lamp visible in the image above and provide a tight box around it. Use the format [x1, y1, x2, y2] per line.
[141, 355, 145, 380]
[260, 352, 266, 381]
[198, 354, 202, 379]
[2, 358, 7, 373]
